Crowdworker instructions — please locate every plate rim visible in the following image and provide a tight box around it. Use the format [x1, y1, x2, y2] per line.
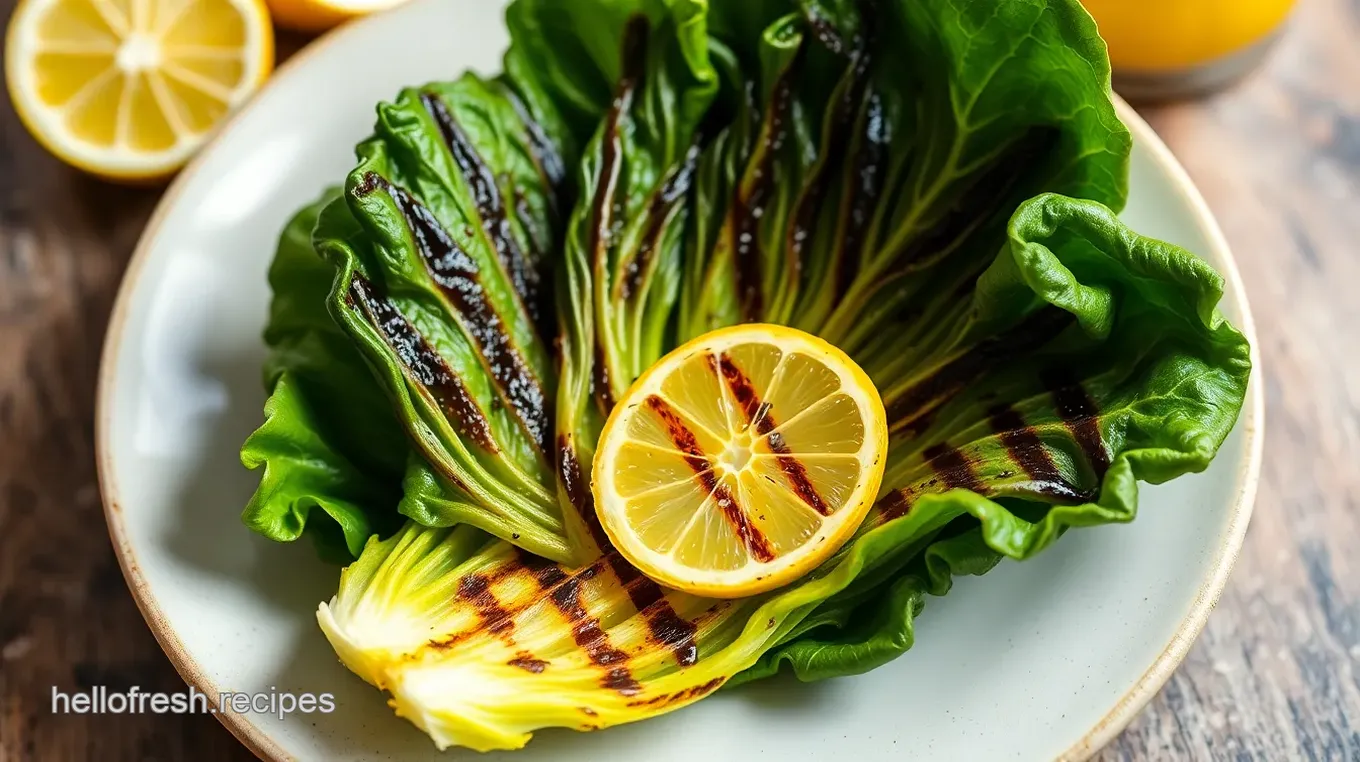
[94, 5, 1265, 759]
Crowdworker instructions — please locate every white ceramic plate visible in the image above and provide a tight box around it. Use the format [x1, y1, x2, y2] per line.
[96, 1, 1264, 759]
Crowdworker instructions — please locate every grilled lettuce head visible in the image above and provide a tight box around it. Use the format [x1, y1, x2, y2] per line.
[241, 0, 1251, 752]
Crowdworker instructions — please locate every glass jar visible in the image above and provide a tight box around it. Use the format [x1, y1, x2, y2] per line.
[1081, 0, 1297, 100]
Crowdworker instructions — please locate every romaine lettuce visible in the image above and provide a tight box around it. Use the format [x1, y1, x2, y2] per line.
[317, 193, 1249, 750]
[241, 0, 1252, 751]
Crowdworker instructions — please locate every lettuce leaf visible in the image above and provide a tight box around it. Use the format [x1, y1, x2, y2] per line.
[318, 193, 1250, 749]
[246, 0, 1252, 751]
[549, 0, 721, 555]
[240, 192, 406, 561]
[311, 73, 580, 563]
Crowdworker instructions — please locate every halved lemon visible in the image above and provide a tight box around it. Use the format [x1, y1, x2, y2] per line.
[593, 324, 888, 598]
[5, 0, 274, 181]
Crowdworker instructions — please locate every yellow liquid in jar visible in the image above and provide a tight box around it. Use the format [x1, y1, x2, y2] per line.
[1082, 0, 1296, 72]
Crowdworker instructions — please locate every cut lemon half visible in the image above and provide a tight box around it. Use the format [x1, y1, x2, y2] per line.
[593, 324, 888, 598]
[5, 0, 274, 181]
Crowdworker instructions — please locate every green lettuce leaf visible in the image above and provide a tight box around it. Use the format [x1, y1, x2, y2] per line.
[317, 193, 1250, 748]
[680, 0, 1131, 349]
[549, 1, 721, 555]
[240, 192, 406, 561]
[250, 0, 1251, 751]
[243, 73, 584, 563]
[738, 193, 1251, 681]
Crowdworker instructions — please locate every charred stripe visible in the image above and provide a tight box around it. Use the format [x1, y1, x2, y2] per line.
[557, 436, 611, 549]
[536, 562, 642, 696]
[501, 85, 566, 199]
[885, 307, 1073, 429]
[987, 404, 1095, 504]
[421, 91, 543, 330]
[348, 275, 497, 453]
[646, 396, 777, 562]
[1042, 369, 1111, 483]
[582, 23, 645, 419]
[555, 437, 700, 667]
[619, 141, 703, 302]
[716, 354, 832, 516]
[356, 174, 550, 453]
[922, 443, 986, 494]
[626, 677, 726, 708]
[592, 343, 617, 417]
[878, 487, 917, 522]
[733, 60, 800, 322]
[603, 554, 699, 667]
[456, 574, 515, 636]
[836, 91, 888, 297]
[507, 653, 549, 673]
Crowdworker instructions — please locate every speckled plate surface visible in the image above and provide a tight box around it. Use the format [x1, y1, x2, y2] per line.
[96, 1, 1263, 759]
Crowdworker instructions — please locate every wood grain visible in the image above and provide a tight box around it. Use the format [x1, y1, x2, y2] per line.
[0, 0, 1357, 759]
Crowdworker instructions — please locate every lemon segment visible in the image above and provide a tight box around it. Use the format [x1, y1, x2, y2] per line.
[5, 0, 274, 180]
[593, 324, 888, 598]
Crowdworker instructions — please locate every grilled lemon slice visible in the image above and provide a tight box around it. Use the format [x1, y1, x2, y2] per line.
[593, 324, 888, 598]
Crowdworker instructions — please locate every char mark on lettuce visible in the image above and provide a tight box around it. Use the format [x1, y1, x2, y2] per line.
[420, 91, 547, 336]
[530, 556, 644, 695]
[882, 307, 1075, 433]
[1043, 367, 1112, 482]
[986, 403, 1095, 505]
[346, 273, 498, 455]
[241, 0, 1257, 751]
[354, 172, 551, 455]
[457, 573, 518, 636]
[921, 442, 987, 494]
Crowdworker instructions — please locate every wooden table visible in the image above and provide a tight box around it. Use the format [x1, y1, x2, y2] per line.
[2, 0, 1358, 758]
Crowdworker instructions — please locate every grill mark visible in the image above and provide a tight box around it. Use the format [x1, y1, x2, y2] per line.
[804, 10, 846, 55]
[885, 307, 1073, 429]
[347, 276, 497, 453]
[457, 574, 514, 636]
[619, 141, 703, 301]
[356, 174, 549, 453]
[426, 556, 578, 657]
[502, 85, 566, 198]
[646, 396, 776, 562]
[421, 91, 544, 331]
[626, 677, 726, 708]
[788, 49, 868, 302]
[837, 91, 888, 297]
[987, 404, 1095, 504]
[1043, 370, 1111, 483]
[533, 562, 641, 695]
[508, 654, 549, 673]
[603, 554, 699, 667]
[716, 353, 832, 516]
[556, 437, 699, 667]
[899, 127, 1060, 266]
[922, 443, 986, 494]
[878, 488, 917, 522]
[582, 21, 647, 419]
[556, 436, 612, 548]
[733, 64, 799, 322]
